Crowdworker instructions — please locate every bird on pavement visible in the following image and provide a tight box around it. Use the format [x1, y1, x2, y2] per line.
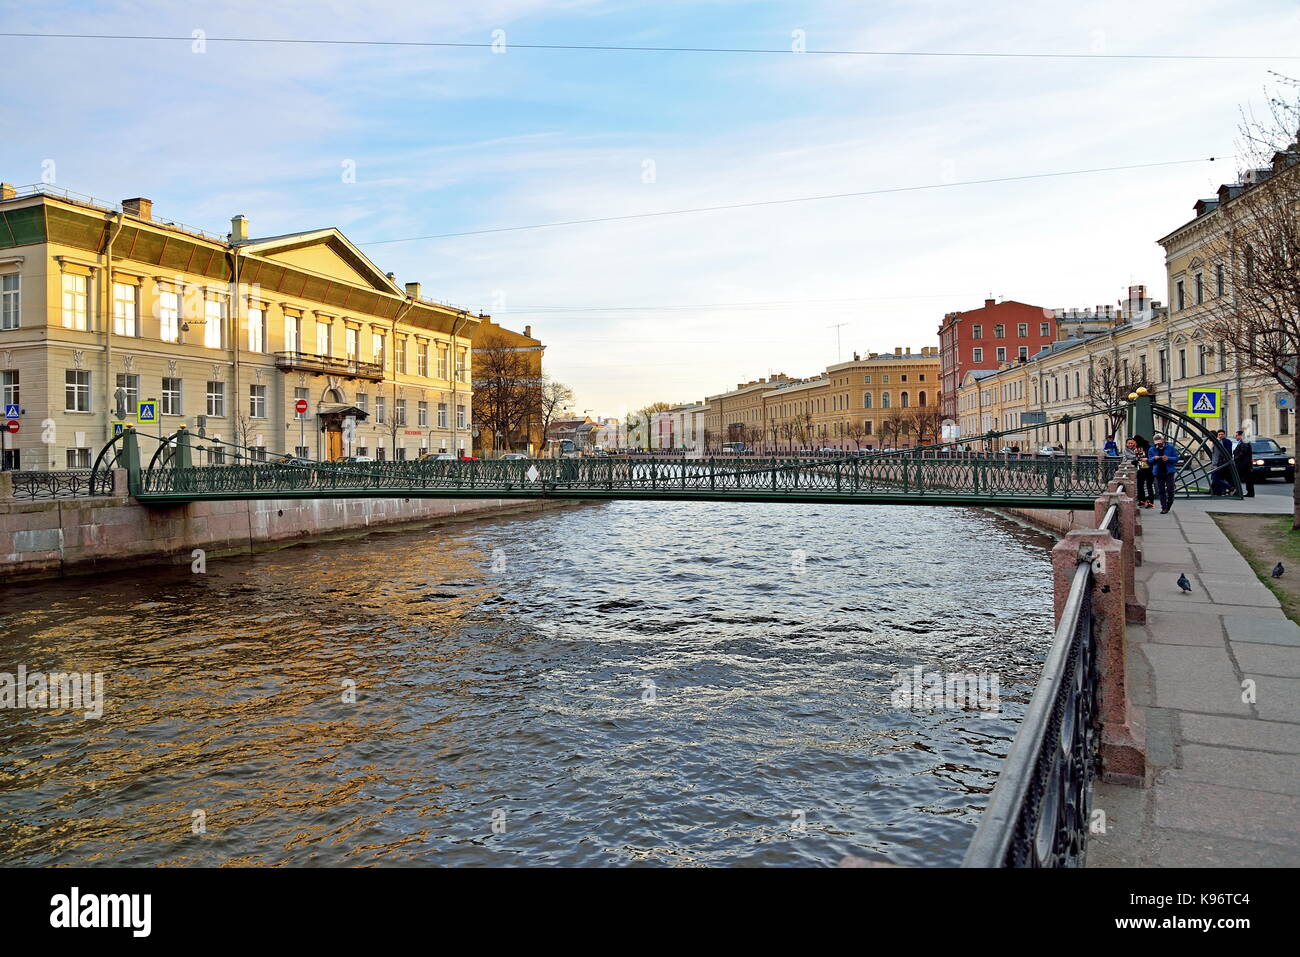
[1272, 562, 1285, 578]
[1177, 573, 1192, 592]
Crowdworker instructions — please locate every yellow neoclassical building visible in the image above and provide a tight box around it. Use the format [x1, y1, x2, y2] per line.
[0, 184, 480, 470]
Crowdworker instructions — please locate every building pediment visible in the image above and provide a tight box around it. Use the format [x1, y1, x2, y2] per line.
[237, 229, 403, 295]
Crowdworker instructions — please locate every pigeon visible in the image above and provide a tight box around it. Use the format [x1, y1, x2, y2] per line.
[1272, 562, 1285, 578]
[1177, 573, 1193, 593]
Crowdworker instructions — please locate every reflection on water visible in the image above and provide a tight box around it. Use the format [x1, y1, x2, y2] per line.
[0, 500, 1053, 866]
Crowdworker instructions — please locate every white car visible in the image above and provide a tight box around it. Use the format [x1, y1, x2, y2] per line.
[1037, 446, 1065, 456]
[501, 453, 529, 460]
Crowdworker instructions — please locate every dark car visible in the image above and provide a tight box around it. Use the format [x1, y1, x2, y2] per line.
[1245, 437, 1295, 482]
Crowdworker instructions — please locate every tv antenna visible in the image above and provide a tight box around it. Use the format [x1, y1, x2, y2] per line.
[828, 322, 849, 361]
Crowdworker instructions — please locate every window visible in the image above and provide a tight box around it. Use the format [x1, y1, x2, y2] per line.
[437, 402, 448, 428]
[204, 299, 223, 348]
[1140, 355, 1148, 381]
[1178, 348, 1187, 379]
[357, 392, 369, 415]
[881, 392, 891, 409]
[159, 290, 180, 342]
[1158, 349, 1168, 382]
[1176, 280, 1185, 311]
[248, 307, 266, 353]
[1216, 264, 1225, 297]
[415, 342, 428, 377]
[973, 347, 983, 362]
[882, 375, 889, 384]
[396, 446, 408, 462]
[1040, 321, 1050, 336]
[65, 370, 91, 412]
[972, 324, 983, 338]
[994, 324, 1005, 338]
[111, 283, 138, 336]
[437, 345, 448, 379]
[1283, 409, 1291, 436]
[455, 348, 467, 382]
[316, 320, 331, 357]
[901, 374, 908, 383]
[456, 404, 466, 429]
[376, 396, 386, 424]
[1017, 323, 1028, 337]
[162, 377, 182, 415]
[206, 380, 225, 417]
[1018, 346, 1028, 360]
[395, 398, 407, 426]
[996, 347, 1006, 362]
[0, 274, 18, 329]
[285, 314, 301, 352]
[296, 446, 311, 459]
[863, 375, 872, 384]
[1, 370, 18, 408]
[66, 448, 91, 469]
[115, 373, 139, 414]
[919, 391, 927, 406]
[249, 384, 267, 418]
[864, 420, 873, 436]
[294, 387, 309, 419]
[345, 327, 358, 362]
[395, 339, 407, 374]
[62, 273, 89, 330]
[372, 332, 385, 368]
[901, 392, 910, 408]
[418, 400, 428, 427]
[1195, 273, 1204, 305]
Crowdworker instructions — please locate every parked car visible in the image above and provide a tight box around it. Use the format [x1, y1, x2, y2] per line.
[419, 452, 458, 461]
[276, 454, 314, 467]
[1246, 437, 1296, 482]
[501, 453, 529, 460]
[1037, 445, 1066, 457]
[337, 455, 374, 464]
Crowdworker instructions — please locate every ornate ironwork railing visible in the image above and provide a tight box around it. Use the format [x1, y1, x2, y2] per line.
[963, 556, 1100, 867]
[134, 454, 1122, 505]
[8, 469, 114, 500]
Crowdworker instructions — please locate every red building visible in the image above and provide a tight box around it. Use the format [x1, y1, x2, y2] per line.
[937, 299, 1057, 421]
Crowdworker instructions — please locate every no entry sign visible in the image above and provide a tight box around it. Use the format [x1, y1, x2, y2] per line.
[5, 419, 18, 434]
[295, 399, 309, 414]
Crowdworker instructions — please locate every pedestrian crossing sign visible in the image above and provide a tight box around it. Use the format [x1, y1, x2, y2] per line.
[137, 400, 158, 424]
[112, 421, 126, 437]
[1187, 388, 1220, 417]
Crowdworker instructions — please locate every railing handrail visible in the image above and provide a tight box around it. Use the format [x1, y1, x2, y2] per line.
[963, 558, 1094, 867]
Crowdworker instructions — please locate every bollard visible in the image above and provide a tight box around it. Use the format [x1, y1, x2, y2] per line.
[1051, 529, 1147, 786]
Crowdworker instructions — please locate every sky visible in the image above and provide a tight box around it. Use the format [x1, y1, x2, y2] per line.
[2, 0, 1299, 416]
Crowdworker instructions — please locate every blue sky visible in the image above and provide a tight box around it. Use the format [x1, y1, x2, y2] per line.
[3, 0, 1299, 414]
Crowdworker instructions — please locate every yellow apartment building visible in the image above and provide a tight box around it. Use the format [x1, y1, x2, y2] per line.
[704, 374, 789, 448]
[0, 184, 479, 470]
[471, 315, 545, 456]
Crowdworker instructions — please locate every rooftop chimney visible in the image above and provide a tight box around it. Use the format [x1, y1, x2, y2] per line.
[984, 298, 996, 308]
[405, 282, 422, 299]
[895, 347, 902, 355]
[230, 215, 249, 242]
[122, 197, 153, 220]
[523, 325, 532, 338]
[0, 183, 16, 201]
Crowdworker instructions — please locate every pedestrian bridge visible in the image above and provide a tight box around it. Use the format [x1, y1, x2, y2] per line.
[91, 396, 1233, 511]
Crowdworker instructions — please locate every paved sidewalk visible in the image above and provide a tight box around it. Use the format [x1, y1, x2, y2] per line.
[1088, 490, 1300, 867]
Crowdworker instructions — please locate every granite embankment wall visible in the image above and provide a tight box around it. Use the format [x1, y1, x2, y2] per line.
[0, 471, 570, 581]
[996, 506, 1093, 536]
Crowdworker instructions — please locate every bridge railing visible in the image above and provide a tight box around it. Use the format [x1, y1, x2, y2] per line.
[964, 468, 1145, 867]
[135, 452, 1122, 501]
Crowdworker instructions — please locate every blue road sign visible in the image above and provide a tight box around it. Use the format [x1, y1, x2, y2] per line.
[4, 404, 18, 419]
[1188, 389, 1220, 417]
[113, 422, 126, 437]
[137, 401, 158, 424]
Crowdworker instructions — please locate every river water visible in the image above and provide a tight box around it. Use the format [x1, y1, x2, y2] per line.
[0, 500, 1054, 867]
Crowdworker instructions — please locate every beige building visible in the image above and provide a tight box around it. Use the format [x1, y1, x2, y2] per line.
[704, 374, 790, 448]
[0, 184, 479, 470]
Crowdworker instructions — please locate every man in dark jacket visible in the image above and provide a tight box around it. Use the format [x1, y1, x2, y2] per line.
[1233, 430, 1255, 498]
[1212, 429, 1234, 495]
[1148, 434, 1180, 513]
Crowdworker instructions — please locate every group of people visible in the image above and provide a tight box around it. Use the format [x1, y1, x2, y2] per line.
[1211, 429, 1256, 499]
[1120, 434, 1180, 513]
[1111, 429, 1254, 514]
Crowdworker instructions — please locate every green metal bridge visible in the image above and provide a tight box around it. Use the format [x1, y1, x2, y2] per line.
[93, 396, 1236, 510]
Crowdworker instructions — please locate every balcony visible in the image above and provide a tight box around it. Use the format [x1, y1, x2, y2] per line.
[274, 351, 384, 381]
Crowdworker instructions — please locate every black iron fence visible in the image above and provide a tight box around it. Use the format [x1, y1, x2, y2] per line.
[7, 469, 114, 500]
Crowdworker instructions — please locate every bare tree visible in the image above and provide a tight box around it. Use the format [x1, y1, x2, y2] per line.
[472, 333, 538, 454]
[1199, 78, 1300, 524]
[907, 404, 943, 446]
[1087, 355, 1155, 440]
[539, 377, 575, 453]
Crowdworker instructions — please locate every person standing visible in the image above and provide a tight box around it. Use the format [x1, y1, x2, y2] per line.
[1149, 434, 1180, 513]
[1103, 436, 1119, 457]
[1233, 430, 1255, 498]
[1127, 435, 1154, 507]
[1211, 429, 1234, 495]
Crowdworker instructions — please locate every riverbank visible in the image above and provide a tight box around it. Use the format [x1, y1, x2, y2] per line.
[0, 480, 577, 581]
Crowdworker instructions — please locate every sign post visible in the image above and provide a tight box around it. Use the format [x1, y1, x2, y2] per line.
[2, 404, 16, 470]
[295, 398, 309, 456]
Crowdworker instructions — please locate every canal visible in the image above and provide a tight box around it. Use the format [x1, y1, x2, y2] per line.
[0, 500, 1055, 867]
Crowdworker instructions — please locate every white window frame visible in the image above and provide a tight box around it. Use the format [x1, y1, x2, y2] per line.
[112, 282, 138, 337]
[65, 369, 91, 412]
[204, 299, 224, 349]
[248, 306, 266, 353]
[162, 377, 183, 416]
[0, 274, 19, 330]
[62, 273, 89, 330]
[206, 380, 226, 417]
[159, 290, 181, 343]
[249, 383, 267, 418]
